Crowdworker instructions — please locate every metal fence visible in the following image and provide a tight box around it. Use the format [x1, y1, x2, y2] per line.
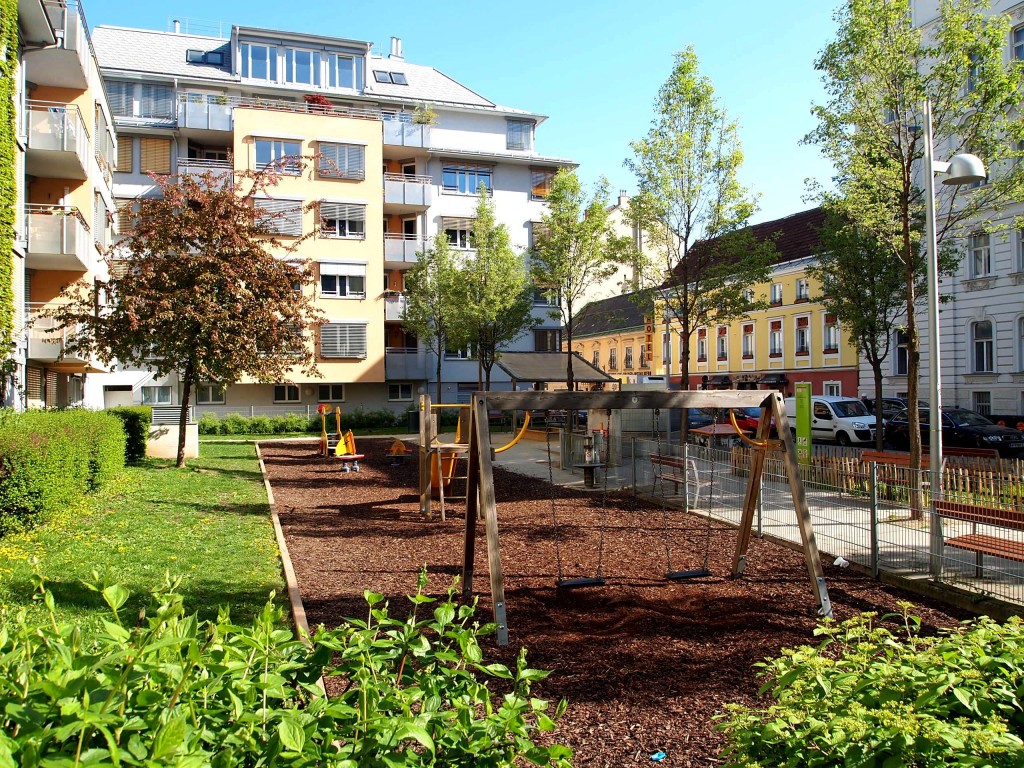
[631, 439, 1024, 607]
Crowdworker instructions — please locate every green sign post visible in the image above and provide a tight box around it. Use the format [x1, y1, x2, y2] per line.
[795, 383, 812, 466]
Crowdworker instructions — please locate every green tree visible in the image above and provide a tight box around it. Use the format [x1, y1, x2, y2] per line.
[402, 234, 463, 402]
[626, 47, 772, 436]
[806, 0, 1024, 477]
[531, 170, 629, 390]
[49, 164, 324, 467]
[461, 189, 536, 390]
[809, 208, 907, 450]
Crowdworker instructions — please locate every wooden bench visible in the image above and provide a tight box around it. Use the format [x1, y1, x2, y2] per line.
[650, 453, 710, 506]
[936, 499, 1024, 576]
[862, 447, 1000, 467]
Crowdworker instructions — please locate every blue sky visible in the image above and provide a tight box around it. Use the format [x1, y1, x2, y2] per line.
[85, 0, 841, 225]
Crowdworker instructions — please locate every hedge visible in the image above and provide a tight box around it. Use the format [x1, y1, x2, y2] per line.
[106, 405, 152, 463]
[0, 409, 126, 535]
[198, 407, 403, 435]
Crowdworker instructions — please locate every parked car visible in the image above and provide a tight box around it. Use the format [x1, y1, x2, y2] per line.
[783, 395, 876, 446]
[727, 407, 762, 432]
[863, 396, 928, 421]
[885, 407, 1024, 457]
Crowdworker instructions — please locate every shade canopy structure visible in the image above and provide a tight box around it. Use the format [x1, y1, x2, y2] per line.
[494, 351, 616, 385]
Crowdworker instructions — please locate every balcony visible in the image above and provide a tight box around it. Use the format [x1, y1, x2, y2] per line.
[384, 234, 425, 266]
[27, 1, 92, 89]
[177, 158, 234, 186]
[383, 173, 433, 211]
[25, 101, 90, 180]
[26, 303, 105, 372]
[383, 118, 430, 150]
[176, 92, 382, 133]
[24, 205, 91, 271]
[384, 292, 407, 322]
[385, 347, 428, 380]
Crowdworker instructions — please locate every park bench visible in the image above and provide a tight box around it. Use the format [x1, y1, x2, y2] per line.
[862, 446, 999, 469]
[937, 499, 1024, 576]
[650, 453, 711, 506]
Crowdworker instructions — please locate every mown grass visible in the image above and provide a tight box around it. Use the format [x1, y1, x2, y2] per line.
[0, 442, 284, 627]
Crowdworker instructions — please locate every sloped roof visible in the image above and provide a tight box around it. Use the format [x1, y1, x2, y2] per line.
[495, 352, 615, 383]
[570, 291, 651, 339]
[365, 57, 494, 108]
[93, 27, 235, 81]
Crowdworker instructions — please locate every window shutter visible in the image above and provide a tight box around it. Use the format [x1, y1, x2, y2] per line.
[321, 323, 368, 358]
[93, 194, 107, 248]
[141, 84, 174, 118]
[107, 81, 133, 117]
[139, 138, 171, 174]
[255, 199, 303, 236]
[116, 137, 133, 171]
[319, 143, 365, 179]
[116, 199, 135, 233]
[319, 262, 366, 277]
[320, 202, 366, 223]
[441, 216, 474, 231]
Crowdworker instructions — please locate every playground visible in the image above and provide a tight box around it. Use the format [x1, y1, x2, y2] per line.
[261, 409, 970, 766]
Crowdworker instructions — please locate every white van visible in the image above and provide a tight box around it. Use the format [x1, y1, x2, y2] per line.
[783, 395, 876, 446]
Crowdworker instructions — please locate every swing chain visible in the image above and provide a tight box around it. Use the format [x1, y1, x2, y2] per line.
[545, 424, 566, 583]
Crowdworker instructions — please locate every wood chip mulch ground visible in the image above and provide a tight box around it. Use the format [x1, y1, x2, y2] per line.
[261, 438, 971, 767]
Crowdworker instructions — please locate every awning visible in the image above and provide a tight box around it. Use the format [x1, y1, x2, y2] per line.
[759, 373, 789, 386]
[494, 351, 616, 384]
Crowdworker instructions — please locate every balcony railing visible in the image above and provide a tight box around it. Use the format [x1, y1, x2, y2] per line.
[176, 92, 381, 131]
[384, 292, 407, 322]
[177, 158, 234, 186]
[383, 119, 430, 149]
[385, 347, 428, 380]
[25, 101, 90, 179]
[384, 233, 426, 264]
[24, 205, 91, 271]
[383, 173, 433, 208]
[38, 1, 93, 88]
[25, 302, 91, 367]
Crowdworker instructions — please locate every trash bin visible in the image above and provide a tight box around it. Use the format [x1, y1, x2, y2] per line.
[407, 411, 418, 433]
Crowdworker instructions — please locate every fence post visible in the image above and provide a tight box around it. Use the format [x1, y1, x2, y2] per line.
[631, 437, 637, 497]
[869, 461, 879, 579]
[756, 472, 763, 538]
[250, 406, 255, 418]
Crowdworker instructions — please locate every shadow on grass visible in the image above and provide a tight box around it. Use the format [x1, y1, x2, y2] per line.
[140, 499, 271, 517]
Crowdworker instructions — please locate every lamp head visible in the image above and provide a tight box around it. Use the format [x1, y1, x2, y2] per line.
[942, 153, 986, 185]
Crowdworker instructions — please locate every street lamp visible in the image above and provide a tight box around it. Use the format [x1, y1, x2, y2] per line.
[922, 98, 986, 576]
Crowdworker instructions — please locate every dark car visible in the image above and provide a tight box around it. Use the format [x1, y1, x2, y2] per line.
[885, 407, 1024, 457]
[863, 397, 929, 421]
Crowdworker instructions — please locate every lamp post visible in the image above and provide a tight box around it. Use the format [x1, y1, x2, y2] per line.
[921, 98, 986, 577]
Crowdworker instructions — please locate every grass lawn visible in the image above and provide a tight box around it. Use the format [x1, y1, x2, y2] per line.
[0, 442, 284, 627]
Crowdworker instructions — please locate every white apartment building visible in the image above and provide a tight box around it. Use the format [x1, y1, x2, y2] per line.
[868, 2, 1024, 419]
[88, 21, 574, 414]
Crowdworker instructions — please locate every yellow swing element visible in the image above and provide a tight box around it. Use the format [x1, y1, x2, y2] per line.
[317, 405, 365, 471]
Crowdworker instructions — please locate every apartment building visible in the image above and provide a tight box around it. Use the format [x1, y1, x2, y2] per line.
[13, 0, 116, 409]
[890, 1, 1024, 418]
[87, 21, 573, 413]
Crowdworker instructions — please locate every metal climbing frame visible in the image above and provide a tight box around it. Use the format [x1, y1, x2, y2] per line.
[461, 389, 833, 646]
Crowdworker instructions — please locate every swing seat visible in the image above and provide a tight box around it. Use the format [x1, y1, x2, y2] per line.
[666, 569, 712, 581]
[557, 577, 607, 589]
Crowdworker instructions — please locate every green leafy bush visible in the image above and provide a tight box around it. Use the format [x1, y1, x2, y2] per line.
[106, 405, 152, 463]
[0, 573, 573, 767]
[0, 410, 125, 535]
[717, 607, 1024, 767]
[197, 410, 404, 435]
[197, 411, 223, 435]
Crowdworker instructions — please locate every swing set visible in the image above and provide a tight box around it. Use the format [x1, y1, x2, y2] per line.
[457, 389, 833, 646]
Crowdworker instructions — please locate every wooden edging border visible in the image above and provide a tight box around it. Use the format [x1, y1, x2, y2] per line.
[254, 442, 326, 694]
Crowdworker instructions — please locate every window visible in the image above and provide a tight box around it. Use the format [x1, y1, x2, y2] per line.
[795, 278, 810, 302]
[116, 199, 136, 233]
[328, 53, 361, 89]
[255, 139, 301, 174]
[662, 332, 671, 365]
[444, 343, 475, 360]
[795, 316, 810, 355]
[507, 119, 534, 151]
[967, 52, 979, 93]
[372, 70, 407, 85]
[373, 70, 391, 83]
[894, 329, 909, 375]
[140, 84, 174, 119]
[972, 320, 994, 373]
[318, 384, 345, 402]
[196, 383, 225, 404]
[825, 382, 841, 397]
[1017, 229, 1024, 273]
[318, 142, 365, 179]
[592, 349, 600, 368]
[530, 168, 555, 200]
[284, 48, 321, 86]
[141, 385, 172, 405]
[1015, 25, 1024, 61]
[274, 384, 300, 402]
[769, 320, 783, 357]
[187, 49, 205, 64]
[255, 199, 303, 236]
[608, 348, 618, 370]
[534, 329, 560, 352]
[742, 323, 754, 359]
[813, 402, 832, 420]
[240, 43, 278, 81]
[968, 233, 991, 277]
[139, 137, 171, 174]
[770, 283, 783, 305]
[319, 262, 366, 298]
[697, 329, 708, 362]
[624, 345, 634, 369]
[320, 323, 368, 358]
[742, 288, 754, 304]
[823, 314, 839, 352]
[443, 217, 474, 249]
[116, 136, 133, 172]
[388, 383, 413, 401]
[442, 161, 492, 195]
[716, 326, 728, 361]
[1019, 317, 1024, 371]
[319, 202, 366, 239]
[973, 391, 992, 416]
[93, 193, 108, 249]
[106, 80, 133, 117]
[639, 344, 648, 368]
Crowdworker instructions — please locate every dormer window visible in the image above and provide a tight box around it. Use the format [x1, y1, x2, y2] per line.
[373, 70, 408, 85]
[391, 72, 408, 85]
[187, 49, 224, 66]
[507, 119, 534, 151]
[373, 70, 390, 83]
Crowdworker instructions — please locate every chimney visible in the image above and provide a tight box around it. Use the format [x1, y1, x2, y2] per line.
[618, 190, 629, 208]
[390, 36, 403, 59]
[173, 19, 180, 33]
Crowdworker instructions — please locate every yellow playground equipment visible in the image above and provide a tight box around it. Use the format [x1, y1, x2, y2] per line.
[318, 405, 365, 472]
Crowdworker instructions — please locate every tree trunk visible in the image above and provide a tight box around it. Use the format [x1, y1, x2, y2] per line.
[679, 331, 691, 448]
[177, 360, 195, 468]
[435, 347, 443, 405]
[565, 315, 574, 392]
[872, 362, 885, 451]
[904, 264, 923, 521]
